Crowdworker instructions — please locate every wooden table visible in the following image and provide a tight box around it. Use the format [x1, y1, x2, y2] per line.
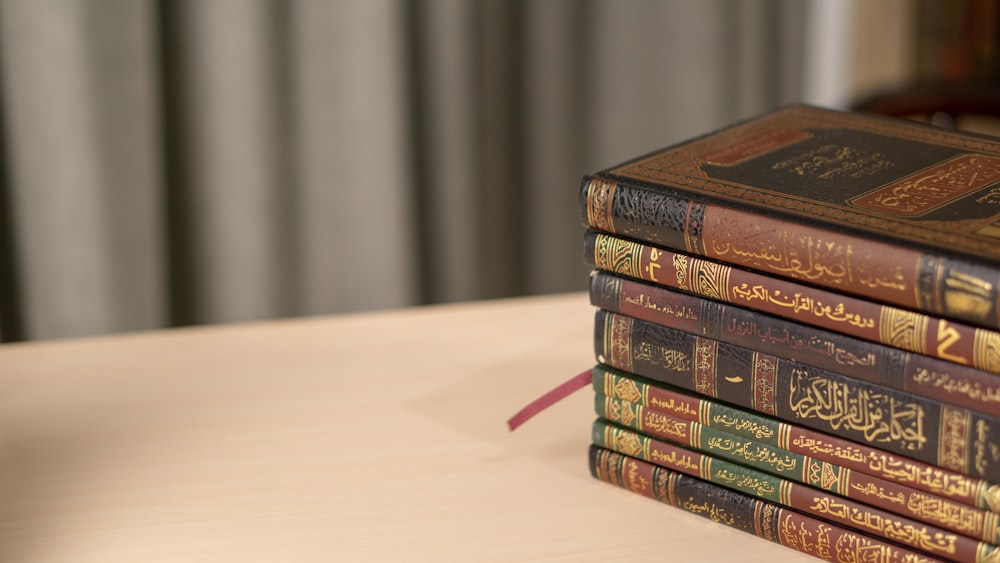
[0, 293, 813, 561]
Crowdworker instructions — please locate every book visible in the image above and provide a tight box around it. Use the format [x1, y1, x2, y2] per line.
[594, 309, 1000, 482]
[593, 365, 1000, 512]
[589, 445, 944, 563]
[585, 229, 1000, 377]
[579, 104, 1000, 332]
[593, 418, 999, 561]
[594, 397, 999, 544]
[589, 269, 1000, 415]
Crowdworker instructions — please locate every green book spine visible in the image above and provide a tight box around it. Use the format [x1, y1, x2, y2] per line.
[593, 418, 998, 562]
[589, 445, 945, 563]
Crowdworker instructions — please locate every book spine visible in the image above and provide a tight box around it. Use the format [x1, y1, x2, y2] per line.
[584, 229, 1000, 377]
[595, 396, 1000, 544]
[593, 364, 1000, 513]
[593, 418, 999, 561]
[594, 309, 1000, 482]
[589, 445, 945, 563]
[589, 269, 1000, 415]
[581, 175, 1000, 332]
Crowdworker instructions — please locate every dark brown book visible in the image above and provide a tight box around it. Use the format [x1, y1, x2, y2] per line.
[594, 397, 999, 544]
[594, 309, 1000, 482]
[585, 229, 1000, 377]
[589, 445, 945, 562]
[594, 364, 1000, 513]
[593, 418, 999, 561]
[589, 269, 1000, 415]
[580, 104, 1000, 331]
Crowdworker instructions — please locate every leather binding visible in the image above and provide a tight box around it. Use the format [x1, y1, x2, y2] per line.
[592, 364, 1000, 512]
[585, 230, 1000, 377]
[589, 269, 1000, 415]
[589, 445, 946, 563]
[594, 397, 999, 545]
[580, 104, 1000, 331]
[593, 418, 999, 560]
[594, 309, 1000, 482]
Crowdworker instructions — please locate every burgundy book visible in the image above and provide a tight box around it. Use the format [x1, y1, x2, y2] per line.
[593, 418, 999, 561]
[594, 396, 999, 544]
[590, 445, 944, 562]
[592, 365, 1000, 513]
[589, 269, 1000, 415]
[594, 309, 1000, 482]
[585, 229, 1000, 377]
[580, 104, 1000, 332]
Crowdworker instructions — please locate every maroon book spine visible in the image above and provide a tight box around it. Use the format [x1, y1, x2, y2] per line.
[589, 445, 945, 562]
[584, 230, 1000, 377]
[594, 309, 1000, 482]
[593, 418, 999, 561]
[589, 269, 1000, 415]
[593, 364, 1000, 513]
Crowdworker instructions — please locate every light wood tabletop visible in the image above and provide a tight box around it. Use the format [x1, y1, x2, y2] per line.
[0, 292, 814, 562]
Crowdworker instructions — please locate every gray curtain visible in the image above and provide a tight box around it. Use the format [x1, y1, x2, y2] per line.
[0, 0, 807, 342]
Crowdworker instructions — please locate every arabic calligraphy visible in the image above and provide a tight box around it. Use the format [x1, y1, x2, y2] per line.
[731, 283, 876, 328]
[808, 496, 957, 555]
[911, 368, 1000, 404]
[706, 436, 798, 473]
[788, 368, 927, 450]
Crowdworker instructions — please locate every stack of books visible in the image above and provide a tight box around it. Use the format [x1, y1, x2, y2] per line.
[579, 105, 1000, 562]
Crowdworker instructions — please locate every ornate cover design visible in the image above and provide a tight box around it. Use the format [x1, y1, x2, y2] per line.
[593, 418, 998, 559]
[593, 364, 1000, 513]
[594, 310, 1000, 482]
[585, 230, 1000, 376]
[588, 446, 941, 563]
[588, 269, 1000, 414]
[581, 105, 1000, 330]
[595, 398, 1000, 545]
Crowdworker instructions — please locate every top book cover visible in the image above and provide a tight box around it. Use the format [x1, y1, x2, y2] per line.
[580, 104, 1000, 332]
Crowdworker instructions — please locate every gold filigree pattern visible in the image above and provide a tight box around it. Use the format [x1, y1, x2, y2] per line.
[880, 308, 929, 355]
[586, 178, 616, 234]
[939, 406, 971, 474]
[614, 378, 642, 404]
[689, 257, 732, 302]
[604, 236, 644, 279]
[975, 329, 1000, 375]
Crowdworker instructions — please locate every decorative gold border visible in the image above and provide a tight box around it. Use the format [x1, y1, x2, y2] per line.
[609, 106, 1000, 258]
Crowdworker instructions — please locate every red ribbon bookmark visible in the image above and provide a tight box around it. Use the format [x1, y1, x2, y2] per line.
[506, 369, 593, 431]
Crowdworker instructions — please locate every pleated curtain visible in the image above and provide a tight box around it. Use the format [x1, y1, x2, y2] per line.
[0, 0, 812, 342]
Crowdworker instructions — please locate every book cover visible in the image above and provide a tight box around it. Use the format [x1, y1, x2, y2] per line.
[580, 104, 1000, 331]
[585, 230, 1000, 377]
[589, 445, 943, 562]
[593, 418, 998, 561]
[589, 269, 1000, 415]
[594, 309, 1000, 482]
[594, 397, 999, 544]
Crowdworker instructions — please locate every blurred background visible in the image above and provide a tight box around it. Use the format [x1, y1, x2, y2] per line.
[0, 0, 996, 342]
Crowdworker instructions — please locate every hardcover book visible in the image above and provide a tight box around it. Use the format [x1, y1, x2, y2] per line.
[585, 229, 1000, 377]
[589, 269, 1000, 414]
[589, 445, 943, 562]
[594, 309, 1000, 482]
[594, 397, 1000, 544]
[593, 418, 999, 561]
[592, 365, 1000, 512]
[580, 104, 1000, 331]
